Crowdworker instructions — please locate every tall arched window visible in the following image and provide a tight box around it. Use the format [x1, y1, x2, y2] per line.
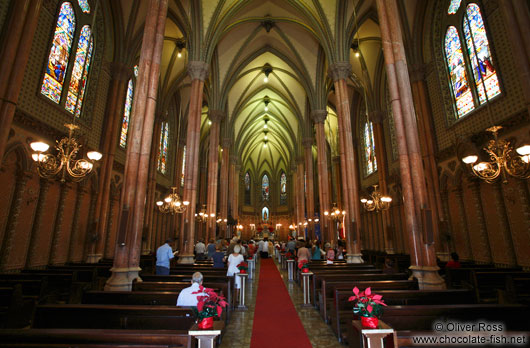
[444, 2, 500, 119]
[41, 1, 95, 117]
[262, 174, 269, 201]
[181, 145, 186, 186]
[280, 171, 287, 205]
[244, 171, 251, 205]
[364, 121, 377, 175]
[157, 122, 169, 174]
[119, 65, 138, 148]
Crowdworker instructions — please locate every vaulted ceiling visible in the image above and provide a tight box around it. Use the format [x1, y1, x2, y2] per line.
[105, 0, 421, 180]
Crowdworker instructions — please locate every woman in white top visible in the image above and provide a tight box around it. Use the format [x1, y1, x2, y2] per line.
[227, 245, 244, 289]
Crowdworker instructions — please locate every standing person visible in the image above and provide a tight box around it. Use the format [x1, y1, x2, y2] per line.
[156, 239, 176, 275]
[286, 237, 296, 253]
[297, 241, 311, 263]
[259, 237, 269, 258]
[207, 239, 216, 259]
[325, 242, 335, 264]
[195, 240, 206, 260]
[227, 245, 245, 295]
[211, 244, 226, 268]
[336, 241, 344, 260]
[247, 240, 256, 257]
[312, 241, 322, 260]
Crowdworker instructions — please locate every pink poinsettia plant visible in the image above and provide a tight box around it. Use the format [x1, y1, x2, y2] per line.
[192, 286, 228, 321]
[298, 259, 310, 272]
[348, 287, 387, 318]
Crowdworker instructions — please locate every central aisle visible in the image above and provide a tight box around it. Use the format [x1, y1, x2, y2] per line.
[250, 258, 312, 348]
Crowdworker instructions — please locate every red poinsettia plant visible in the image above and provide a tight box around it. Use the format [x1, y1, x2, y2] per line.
[298, 259, 310, 273]
[285, 251, 296, 260]
[348, 287, 387, 318]
[192, 286, 228, 321]
[237, 261, 248, 273]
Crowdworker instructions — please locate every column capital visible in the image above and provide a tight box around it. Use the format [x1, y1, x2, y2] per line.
[208, 109, 225, 123]
[310, 110, 328, 124]
[332, 155, 341, 164]
[296, 156, 305, 165]
[221, 137, 232, 148]
[327, 62, 352, 82]
[229, 154, 238, 164]
[235, 164, 241, 171]
[110, 62, 131, 82]
[187, 61, 209, 81]
[179, 138, 187, 147]
[302, 137, 313, 148]
[290, 162, 297, 173]
[409, 64, 426, 83]
[368, 110, 385, 124]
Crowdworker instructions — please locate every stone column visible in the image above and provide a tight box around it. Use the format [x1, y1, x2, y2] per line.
[453, 186, 473, 260]
[303, 138, 315, 240]
[376, 0, 444, 288]
[0, 0, 42, 163]
[178, 61, 209, 264]
[410, 65, 447, 259]
[297, 157, 306, 228]
[229, 155, 238, 224]
[233, 164, 241, 222]
[331, 156, 342, 208]
[206, 110, 223, 242]
[218, 138, 230, 236]
[0, 171, 31, 270]
[311, 110, 330, 243]
[87, 64, 129, 263]
[491, 183, 517, 266]
[49, 183, 71, 265]
[104, 193, 118, 259]
[328, 63, 363, 263]
[106, 0, 168, 290]
[25, 179, 51, 268]
[468, 179, 492, 263]
[68, 183, 87, 262]
[198, 158, 209, 241]
[369, 110, 394, 254]
[291, 164, 300, 232]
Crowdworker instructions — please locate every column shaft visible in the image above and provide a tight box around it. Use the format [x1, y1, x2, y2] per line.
[49, 183, 71, 265]
[68, 184, 86, 262]
[219, 142, 230, 235]
[303, 142, 315, 240]
[25, 179, 51, 268]
[314, 121, 330, 242]
[206, 121, 220, 241]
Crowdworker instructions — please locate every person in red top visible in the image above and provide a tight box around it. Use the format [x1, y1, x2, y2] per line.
[446, 252, 461, 269]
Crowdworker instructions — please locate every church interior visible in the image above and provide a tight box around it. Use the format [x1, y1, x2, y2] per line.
[0, 0, 529, 346]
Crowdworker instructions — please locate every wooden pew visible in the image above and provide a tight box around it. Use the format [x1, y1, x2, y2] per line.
[347, 304, 528, 348]
[445, 267, 521, 288]
[0, 328, 190, 347]
[468, 271, 530, 303]
[0, 285, 35, 328]
[330, 288, 476, 342]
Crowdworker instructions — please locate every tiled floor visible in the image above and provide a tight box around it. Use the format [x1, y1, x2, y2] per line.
[219, 258, 343, 348]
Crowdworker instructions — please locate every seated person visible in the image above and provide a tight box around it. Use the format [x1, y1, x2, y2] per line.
[446, 252, 461, 269]
[382, 257, 396, 274]
[211, 244, 226, 268]
[176, 272, 206, 307]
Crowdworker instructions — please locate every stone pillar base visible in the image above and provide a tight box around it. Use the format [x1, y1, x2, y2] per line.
[86, 254, 102, 263]
[409, 265, 446, 290]
[178, 254, 195, 264]
[347, 254, 364, 264]
[141, 249, 151, 255]
[128, 267, 142, 284]
[436, 252, 450, 262]
[385, 248, 395, 254]
[104, 267, 133, 291]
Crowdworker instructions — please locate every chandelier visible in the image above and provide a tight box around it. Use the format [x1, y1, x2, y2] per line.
[324, 203, 346, 222]
[360, 185, 392, 211]
[462, 126, 530, 184]
[156, 187, 189, 214]
[30, 123, 102, 182]
[195, 204, 214, 222]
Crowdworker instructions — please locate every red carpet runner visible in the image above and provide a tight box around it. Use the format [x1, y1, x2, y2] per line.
[250, 258, 313, 348]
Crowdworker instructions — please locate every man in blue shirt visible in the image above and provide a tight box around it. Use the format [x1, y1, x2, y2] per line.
[156, 239, 176, 275]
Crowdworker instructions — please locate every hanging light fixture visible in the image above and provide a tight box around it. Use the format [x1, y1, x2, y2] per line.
[324, 202, 346, 222]
[30, 123, 102, 182]
[263, 63, 272, 83]
[360, 185, 392, 211]
[156, 187, 189, 214]
[176, 38, 186, 58]
[461, 126, 530, 184]
[264, 95, 270, 113]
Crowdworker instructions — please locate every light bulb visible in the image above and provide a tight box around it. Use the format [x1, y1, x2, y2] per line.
[264, 106, 268, 112]
[156, 201, 163, 206]
[473, 162, 488, 172]
[175, 201, 181, 206]
[360, 198, 367, 203]
[516, 145, 530, 156]
[264, 124, 268, 129]
[208, 120, 212, 125]
[183, 201, 190, 206]
[462, 155, 478, 164]
[30, 142, 49, 152]
[264, 135, 268, 140]
[263, 143, 267, 148]
[164, 197, 171, 203]
[263, 76, 268, 83]
[177, 51, 182, 58]
[87, 151, 102, 161]
[32, 153, 46, 162]
[355, 52, 360, 58]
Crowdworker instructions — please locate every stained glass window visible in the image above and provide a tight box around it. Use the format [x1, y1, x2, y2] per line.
[445, 26, 475, 118]
[262, 174, 269, 201]
[41, 2, 76, 103]
[119, 79, 134, 148]
[158, 122, 169, 174]
[134, 65, 139, 77]
[447, 0, 462, 14]
[364, 121, 377, 175]
[181, 146, 186, 186]
[280, 172, 287, 205]
[245, 171, 251, 205]
[65, 25, 93, 116]
[463, 3, 501, 103]
[262, 206, 269, 221]
[77, 0, 90, 13]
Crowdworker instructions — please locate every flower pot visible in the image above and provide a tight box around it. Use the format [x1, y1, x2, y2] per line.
[302, 268, 310, 273]
[239, 270, 247, 274]
[361, 316, 379, 329]
[198, 316, 214, 329]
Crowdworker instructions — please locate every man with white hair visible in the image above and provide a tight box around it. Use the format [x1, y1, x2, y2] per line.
[176, 272, 206, 307]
